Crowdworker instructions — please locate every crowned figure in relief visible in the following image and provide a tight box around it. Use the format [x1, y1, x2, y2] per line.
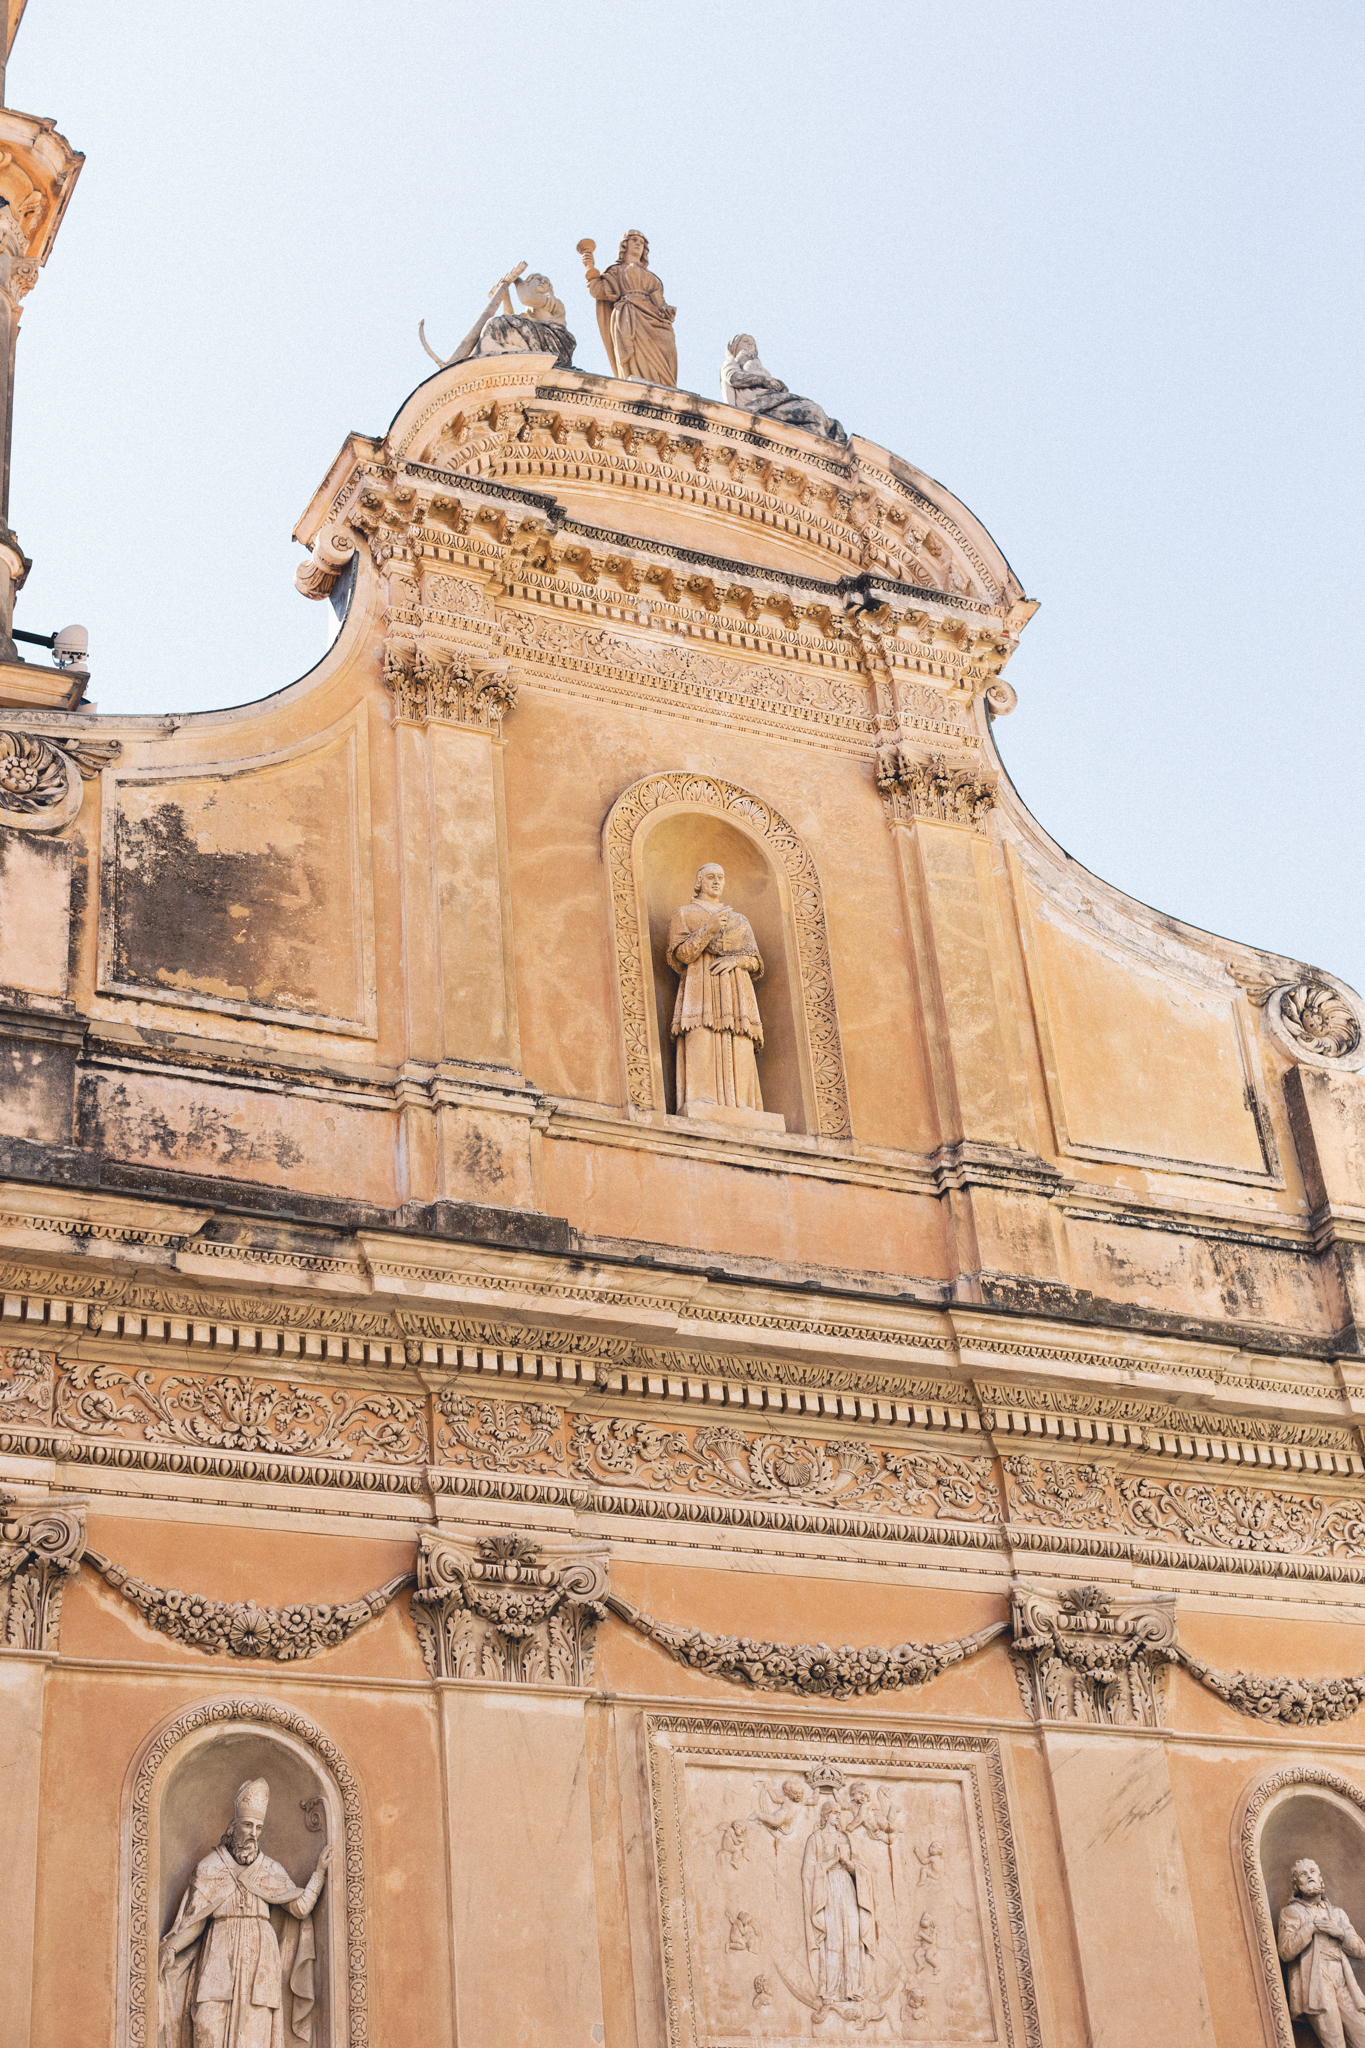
[666, 863, 769, 1122]
[158, 1777, 330, 2048]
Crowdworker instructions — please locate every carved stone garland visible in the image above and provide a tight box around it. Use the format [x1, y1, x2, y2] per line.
[608, 1592, 1005, 1700]
[602, 771, 852, 1136]
[84, 1549, 412, 1662]
[122, 1698, 369, 2048]
[0, 1489, 85, 1648]
[411, 1532, 608, 1684]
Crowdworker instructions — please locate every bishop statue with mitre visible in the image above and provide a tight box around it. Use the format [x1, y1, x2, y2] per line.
[158, 1776, 330, 2047]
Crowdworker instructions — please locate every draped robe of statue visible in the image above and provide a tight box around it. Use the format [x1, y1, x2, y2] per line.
[801, 1812, 879, 2005]
[666, 899, 765, 1116]
[158, 1844, 321, 2048]
[588, 253, 677, 386]
[1279, 1892, 1365, 2044]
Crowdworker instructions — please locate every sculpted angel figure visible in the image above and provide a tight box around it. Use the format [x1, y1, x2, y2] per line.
[157, 1777, 330, 2048]
[720, 334, 847, 444]
[579, 230, 677, 386]
[666, 863, 767, 1120]
[1278, 1857, 1365, 2048]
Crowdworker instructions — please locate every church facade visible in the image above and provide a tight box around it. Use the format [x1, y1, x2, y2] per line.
[1, 161, 1365, 2048]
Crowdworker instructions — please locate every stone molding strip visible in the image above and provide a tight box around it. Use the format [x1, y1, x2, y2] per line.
[607, 1593, 1004, 1699]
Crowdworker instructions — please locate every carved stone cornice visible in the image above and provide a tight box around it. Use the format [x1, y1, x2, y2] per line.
[0, 1487, 85, 1649]
[1009, 1581, 1177, 1726]
[607, 1594, 1004, 1700]
[411, 1530, 608, 1684]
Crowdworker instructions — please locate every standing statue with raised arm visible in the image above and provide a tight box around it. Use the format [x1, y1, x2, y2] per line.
[1278, 1857, 1365, 2048]
[419, 263, 575, 371]
[576, 231, 677, 386]
[720, 335, 847, 444]
[157, 1777, 331, 2048]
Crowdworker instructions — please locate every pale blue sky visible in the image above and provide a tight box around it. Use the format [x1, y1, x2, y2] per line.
[9, 1, 1364, 993]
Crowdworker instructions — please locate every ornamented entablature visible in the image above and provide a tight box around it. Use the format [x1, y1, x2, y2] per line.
[0, 105, 84, 276]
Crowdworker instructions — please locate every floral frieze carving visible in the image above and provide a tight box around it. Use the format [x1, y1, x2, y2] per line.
[84, 1549, 411, 1661]
[609, 1593, 1004, 1700]
[411, 1531, 608, 1684]
[1009, 1582, 1176, 1726]
[1002, 1457, 1365, 1559]
[432, 1392, 1000, 1523]
[56, 1361, 428, 1464]
[0, 1346, 56, 1424]
[0, 1489, 85, 1649]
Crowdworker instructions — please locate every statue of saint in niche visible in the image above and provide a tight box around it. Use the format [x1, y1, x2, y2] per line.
[666, 863, 777, 1126]
[158, 1776, 331, 2048]
[419, 261, 575, 372]
[1278, 1856, 1365, 2048]
[577, 230, 678, 386]
[720, 334, 848, 444]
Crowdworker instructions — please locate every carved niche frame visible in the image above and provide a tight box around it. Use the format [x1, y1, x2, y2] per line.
[1234, 1764, 1365, 2048]
[116, 1696, 368, 2048]
[602, 771, 852, 1138]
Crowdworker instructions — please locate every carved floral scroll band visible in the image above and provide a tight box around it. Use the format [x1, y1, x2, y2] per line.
[602, 771, 852, 1137]
[607, 1593, 1005, 1700]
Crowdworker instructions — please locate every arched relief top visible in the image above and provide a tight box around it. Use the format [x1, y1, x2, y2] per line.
[1235, 1766, 1365, 2048]
[119, 1696, 368, 2048]
[602, 772, 852, 1140]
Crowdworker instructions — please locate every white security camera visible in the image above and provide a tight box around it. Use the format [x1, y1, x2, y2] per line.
[53, 623, 88, 669]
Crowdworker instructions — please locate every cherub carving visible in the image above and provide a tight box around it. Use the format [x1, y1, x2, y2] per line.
[913, 1913, 940, 1977]
[716, 1819, 749, 1871]
[903, 1984, 928, 2023]
[915, 1839, 945, 1886]
[752, 1776, 812, 1839]
[727, 1909, 760, 1953]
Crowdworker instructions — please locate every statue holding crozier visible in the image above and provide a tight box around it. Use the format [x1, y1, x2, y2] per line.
[157, 1777, 331, 2048]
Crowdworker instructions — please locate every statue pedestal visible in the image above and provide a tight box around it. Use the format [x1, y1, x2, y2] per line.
[680, 1100, 785, 1133]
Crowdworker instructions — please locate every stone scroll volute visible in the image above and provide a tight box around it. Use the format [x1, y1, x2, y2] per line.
[602, 772, 851, 1138]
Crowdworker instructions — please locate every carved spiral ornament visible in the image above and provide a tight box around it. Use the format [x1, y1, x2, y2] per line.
[1278, 980, 1362, 1060]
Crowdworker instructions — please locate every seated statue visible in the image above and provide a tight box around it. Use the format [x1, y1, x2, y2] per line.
[419, 263, 575, 373]
[720, 334, 847, 444]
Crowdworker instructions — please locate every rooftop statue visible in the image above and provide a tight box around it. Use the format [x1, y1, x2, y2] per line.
[419, 261, 575, 372]
[577, 231, 678, 386]
[720, 334, 848, 445]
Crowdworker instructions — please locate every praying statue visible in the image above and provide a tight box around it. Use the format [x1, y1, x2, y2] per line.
[666, 863, 768, 1122]
[720, 334, 847, 444]
[1278, 1857, 1365, 2048]
[419, 262, 575, 372]
[158, 1777, 331, 2048]
[577, 231, 677, 386]
[800, 1798, 880, 2006]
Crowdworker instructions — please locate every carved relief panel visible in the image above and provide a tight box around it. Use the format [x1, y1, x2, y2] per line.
[645, 1716, 1038, 2048]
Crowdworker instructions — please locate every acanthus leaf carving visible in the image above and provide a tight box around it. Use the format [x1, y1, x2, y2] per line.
[876, 746, 997, 830]
[1009, 1582, 1176, 1726]
[0, 1488, 86, 1649]
[382, 635, 519, 729]
[411, 1531, 607, 1685]
[608, 1593, 1004, 1699]
[84, 1548, 412, 1661]
[0, 1345, 55, 1423]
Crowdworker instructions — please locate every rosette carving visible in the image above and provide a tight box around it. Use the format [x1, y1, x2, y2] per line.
[606, 1593, 1005, 1699]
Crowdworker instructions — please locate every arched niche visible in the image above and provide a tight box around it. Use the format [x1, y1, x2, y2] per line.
[1235, 1766, 1365, 2048]
[117, 1697, 366, 2048]
[602, 773, 851, 1138]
